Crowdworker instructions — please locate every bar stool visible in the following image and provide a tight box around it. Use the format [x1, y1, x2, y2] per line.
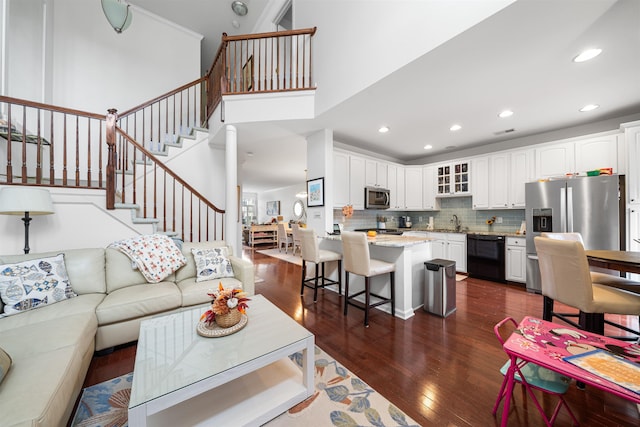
[341, 231, 395, 327]
[299, 228, 342, 301]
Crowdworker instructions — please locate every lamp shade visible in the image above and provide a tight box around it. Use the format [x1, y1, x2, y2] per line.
[101, 0, 133, 34]
[0, 187, 54, 215]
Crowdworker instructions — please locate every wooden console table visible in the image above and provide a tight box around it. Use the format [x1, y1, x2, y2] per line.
[249, 224, 278, 248]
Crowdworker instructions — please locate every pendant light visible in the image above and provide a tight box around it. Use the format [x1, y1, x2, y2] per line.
[101, 0, 133, 34]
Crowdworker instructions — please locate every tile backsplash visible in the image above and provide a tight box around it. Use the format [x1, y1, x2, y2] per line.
[334, 196, 525, 233]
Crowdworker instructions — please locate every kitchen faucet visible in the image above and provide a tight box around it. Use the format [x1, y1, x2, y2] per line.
[451, 214, 462, 232]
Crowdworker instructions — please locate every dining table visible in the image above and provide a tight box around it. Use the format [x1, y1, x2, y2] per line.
[586, 249, 640, 275]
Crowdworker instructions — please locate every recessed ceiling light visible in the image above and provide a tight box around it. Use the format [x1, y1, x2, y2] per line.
[423, 144, 433, 150]
[498, 110, 514, 118]
[378, 126, 390, 133]
[579, 104, 599, 112]
[573, 48, 602, 63]
[450, 124, 462, 132]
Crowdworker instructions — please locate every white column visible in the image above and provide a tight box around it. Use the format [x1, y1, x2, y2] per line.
[225, 125, 240, 254]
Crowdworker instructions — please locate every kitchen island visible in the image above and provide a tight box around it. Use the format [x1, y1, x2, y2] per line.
[321, 233, 434, 320]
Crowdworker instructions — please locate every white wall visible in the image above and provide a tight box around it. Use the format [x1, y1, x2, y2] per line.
[0, 186, 154, 255]
[50, 0, 202, 113]
[258, 183, 303, 224]
[294, 0, 515, 116]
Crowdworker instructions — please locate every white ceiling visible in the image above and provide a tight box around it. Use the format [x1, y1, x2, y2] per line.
[129, 0, 640, 193]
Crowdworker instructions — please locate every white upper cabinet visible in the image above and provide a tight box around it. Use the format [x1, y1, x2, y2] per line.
[365, 159, 388, 188]
[535, 142, 575, 179]
[422, 165, 438, 210]
[489, 153, 509, 209]
[471, 157, 489, 209]
[387, 164, 405, 210]
[404, 167, 423, 210]
[509, 149, 534, 208]
[333, 152, 350, 207]
[574, 134, 619, 174]
[625, 123, 640, 205]
[350, 155, 366, 210]
[437, 161, 470, 196]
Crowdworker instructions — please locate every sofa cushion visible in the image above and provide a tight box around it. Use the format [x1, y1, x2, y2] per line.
[0, 248, 107, 295]
[0, 346, 10, 385]
[176, 241, 232, 282]
[0, 254, 77, 316]
[96, 282, 181, 326]
[178, 277, 244, 307]
[191, 247, 235, 282]
[105, 248, 177, 293]
[108, 234, 187, 283]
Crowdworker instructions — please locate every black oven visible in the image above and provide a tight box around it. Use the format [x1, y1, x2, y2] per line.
[467, 234, 506, 282]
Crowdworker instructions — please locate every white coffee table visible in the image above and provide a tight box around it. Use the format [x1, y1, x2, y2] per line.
[128, 294, 315, 426]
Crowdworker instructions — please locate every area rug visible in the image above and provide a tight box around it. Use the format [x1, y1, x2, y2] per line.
[70, 346, 420, 427]
[257, 248, 303, 266]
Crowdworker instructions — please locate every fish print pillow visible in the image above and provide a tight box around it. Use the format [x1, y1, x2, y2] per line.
[191, 247, 235, 282]
[0, 254, 77, 316]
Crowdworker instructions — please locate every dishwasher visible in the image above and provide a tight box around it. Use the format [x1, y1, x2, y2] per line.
[467, 234, 506, 283]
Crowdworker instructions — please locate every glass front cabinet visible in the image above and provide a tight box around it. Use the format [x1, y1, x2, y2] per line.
[437, 161, 470, 195]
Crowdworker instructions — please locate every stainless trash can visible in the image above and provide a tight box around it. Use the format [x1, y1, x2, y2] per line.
[424, 259, 456, 317]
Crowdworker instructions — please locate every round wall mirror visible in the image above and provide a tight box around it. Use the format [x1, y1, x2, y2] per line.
[292, 199, 306, 221]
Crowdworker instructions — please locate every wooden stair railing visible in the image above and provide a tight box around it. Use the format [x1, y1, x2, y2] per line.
[205, 27, 317, 121]
[109, 113, 224, 243]
[1, 95, 106, 188]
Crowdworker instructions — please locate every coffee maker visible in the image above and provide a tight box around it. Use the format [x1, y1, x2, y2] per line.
[399, 216, 412, 228]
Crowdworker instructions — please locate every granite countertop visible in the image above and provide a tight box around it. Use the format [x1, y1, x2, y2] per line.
[323, 234, 434, 247]
[397, 228, 524, 237]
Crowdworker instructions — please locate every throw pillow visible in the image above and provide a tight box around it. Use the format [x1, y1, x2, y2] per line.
[109, 234, 187, 283]
[0, 254, 77, 316]
[191, 247, 235, 282]
[0, 346, 11, 385]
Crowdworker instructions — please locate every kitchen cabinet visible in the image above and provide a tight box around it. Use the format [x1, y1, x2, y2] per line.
[387, 164, 405, 210]
[506, 236, 526, 283]
[471, 157, 488, 209]
[428, 232, 466, 272]
[574, 134, 619, 175]
[436, 161, 470, 196]
[422, 165, 438, 210]
[624, 123, 640, 205]
[509, 149, 533, 208]
[333, 151, 350, 207]
[535, 142, 574, 179]
[350, 155, 366, 210]
[365, 159, 388, 188]
[489, 153, 509, 208]
[404, 167, 423, 210]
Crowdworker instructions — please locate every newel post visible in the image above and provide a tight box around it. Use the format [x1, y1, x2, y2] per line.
[106, 108, 117, 210]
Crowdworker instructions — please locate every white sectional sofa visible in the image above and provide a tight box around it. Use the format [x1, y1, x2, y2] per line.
[0, 240, 254, 427]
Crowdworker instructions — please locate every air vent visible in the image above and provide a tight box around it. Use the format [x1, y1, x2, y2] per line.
[494, 128, 515, 135]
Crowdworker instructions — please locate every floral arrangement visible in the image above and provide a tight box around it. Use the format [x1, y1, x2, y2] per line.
[341, 204, 354, 219]
[486, 216, 496, 225]
[200, 283, 250, 325]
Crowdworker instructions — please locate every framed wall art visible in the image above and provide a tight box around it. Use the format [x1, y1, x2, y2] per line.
[306, 177, 324, 207]
[266, 200, 280, 216]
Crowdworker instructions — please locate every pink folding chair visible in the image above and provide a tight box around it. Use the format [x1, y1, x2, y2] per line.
[492, 317, 579, 426]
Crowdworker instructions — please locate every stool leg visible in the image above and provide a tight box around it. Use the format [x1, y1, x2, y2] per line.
[337, 260, 342, 295]
[344, 272, 350, 316]
[314, 262, 320, 302]
[390, 271, 395, 318]
[364, 277, 371, 327]
[543, 296, 554, 321]
[300, 260, 306, 295]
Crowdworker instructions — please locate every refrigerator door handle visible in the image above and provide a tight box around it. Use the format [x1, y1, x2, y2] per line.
[567, 186, 574, 232]
[560, 187, 567, 232]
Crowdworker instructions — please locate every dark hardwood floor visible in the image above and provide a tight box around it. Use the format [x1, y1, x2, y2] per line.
[82, 247, 640, 426]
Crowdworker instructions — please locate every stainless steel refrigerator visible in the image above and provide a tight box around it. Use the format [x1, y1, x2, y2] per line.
[525, 175, 626, 293]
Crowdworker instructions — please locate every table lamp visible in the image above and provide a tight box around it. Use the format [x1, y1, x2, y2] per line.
[0, 187, 54, 254]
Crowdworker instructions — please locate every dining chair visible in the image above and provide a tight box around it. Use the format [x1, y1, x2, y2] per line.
[298, 228, 342, 302]
[534, 236, 640, 337]
[277, 223, 293, 253]
[341, 231, 395, 327]
[291, 223, 303, 256]
[492, 317, 578, 426]
[538, 232, 640, 324]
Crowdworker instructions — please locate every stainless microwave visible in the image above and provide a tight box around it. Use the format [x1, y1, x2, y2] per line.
[365, 187, 390, 209]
